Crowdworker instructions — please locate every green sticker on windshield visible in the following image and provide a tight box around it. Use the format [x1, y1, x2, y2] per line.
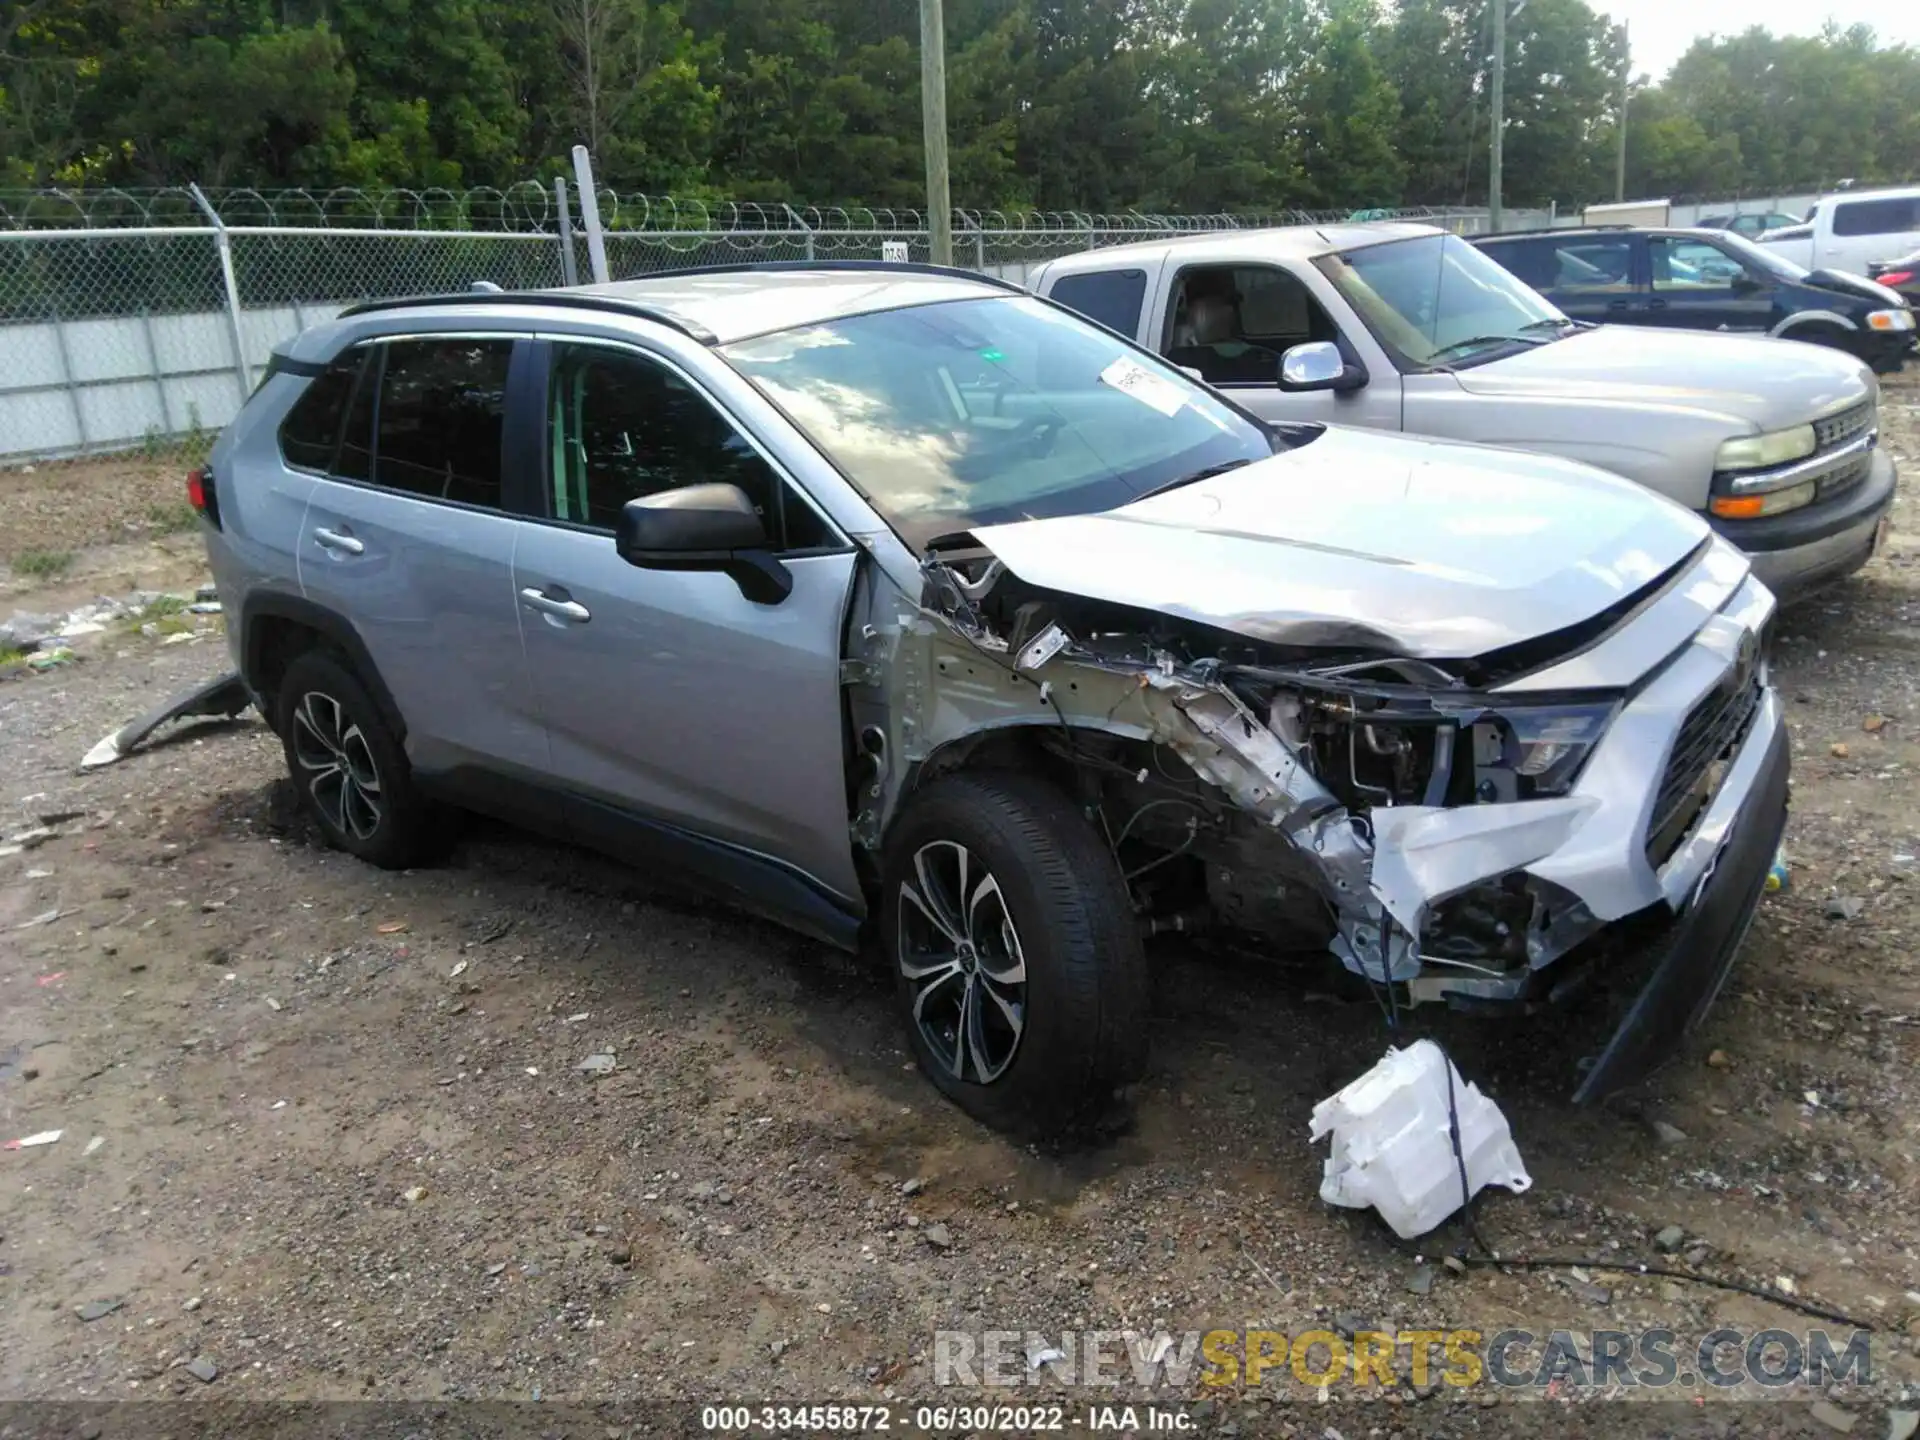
[979, 348, 1005, 362]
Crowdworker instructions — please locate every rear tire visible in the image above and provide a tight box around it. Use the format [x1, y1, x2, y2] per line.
[275, 649, 439, 869]
[881, 771, 1149, 1137]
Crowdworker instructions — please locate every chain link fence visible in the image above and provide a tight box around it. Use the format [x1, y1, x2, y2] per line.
[0, 186, 1525, 476]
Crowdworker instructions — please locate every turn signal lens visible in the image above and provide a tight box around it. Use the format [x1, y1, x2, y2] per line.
[1711, 480, 1817, 519]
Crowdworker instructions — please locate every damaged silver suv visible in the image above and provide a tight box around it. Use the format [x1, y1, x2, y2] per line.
[197, 262, 1790, 1135]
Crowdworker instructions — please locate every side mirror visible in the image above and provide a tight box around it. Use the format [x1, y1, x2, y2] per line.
[615, 483, 792, 605]
[1278, 340, 1367, 394]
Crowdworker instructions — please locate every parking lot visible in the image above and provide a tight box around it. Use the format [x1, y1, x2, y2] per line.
[3, 381, 1919, 1433]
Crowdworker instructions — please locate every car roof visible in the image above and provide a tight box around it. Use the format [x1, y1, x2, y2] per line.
[1040, 221, 1442, 275]
[1826, 184, 1920, 204]
[573, 267, 1003, 344]
[333, 263, 1018, 348]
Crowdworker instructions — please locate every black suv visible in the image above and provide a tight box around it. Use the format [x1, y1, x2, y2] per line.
[1473, 226, 1916, 373]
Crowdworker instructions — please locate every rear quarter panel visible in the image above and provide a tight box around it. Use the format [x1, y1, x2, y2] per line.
[207, 374, 317, 670]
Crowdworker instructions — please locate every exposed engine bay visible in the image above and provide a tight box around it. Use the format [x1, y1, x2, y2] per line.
[839, 537, 1771, 1020]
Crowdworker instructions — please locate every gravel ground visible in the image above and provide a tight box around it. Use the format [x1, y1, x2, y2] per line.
[3, 387, 1920, 1437]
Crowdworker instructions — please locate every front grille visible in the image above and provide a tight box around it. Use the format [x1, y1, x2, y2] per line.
[1818, 450, 1873, 500]
[1647, 672, 1765, 866]
[1813, 400, 1874, 452]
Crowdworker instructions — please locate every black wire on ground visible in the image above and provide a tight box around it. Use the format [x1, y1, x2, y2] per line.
[1430, 1036, 1878, 1332]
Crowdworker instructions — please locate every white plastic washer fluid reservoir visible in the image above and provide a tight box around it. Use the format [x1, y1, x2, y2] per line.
[1308, 1039, 1531, 1241]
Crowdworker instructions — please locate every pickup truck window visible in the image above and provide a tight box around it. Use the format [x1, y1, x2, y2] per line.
[1047, 268, 1148, 335]
[721, 295, 1282, 548]
[1164, 264, 1339, 385]
[1319, 233, 1571, 371]
[1832, 196, 1920, 238]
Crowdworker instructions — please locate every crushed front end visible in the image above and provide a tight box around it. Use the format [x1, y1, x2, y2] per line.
[874, 530, 1787, 1103]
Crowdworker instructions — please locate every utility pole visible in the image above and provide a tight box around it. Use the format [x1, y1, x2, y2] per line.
[1614, 23, 1630, 203]
[1488, 0, 1505, 232]
[920, 0, 953, 266]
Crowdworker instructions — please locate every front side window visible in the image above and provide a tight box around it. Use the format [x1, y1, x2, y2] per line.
[546, 343, 831, 549]
[1474, 237, 1563, 293]
[278, 354, 361, 472]
[721, 296, 1285, 548]
[339, 338, 512, 508]
[1650, 237, 1747, 290]
[1832, 197, 1920, 238]
[1163, 265, 1342, 385]
[1319, 233, 1572, 370]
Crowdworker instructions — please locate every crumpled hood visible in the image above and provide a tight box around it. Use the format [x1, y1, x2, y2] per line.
[970, 425, 1716, 660]
[1451, 324, 1873, 428]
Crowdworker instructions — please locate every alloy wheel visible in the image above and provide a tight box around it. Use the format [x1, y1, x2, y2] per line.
[896, 839, 1028, 1084]
[291, 690, 384, 841]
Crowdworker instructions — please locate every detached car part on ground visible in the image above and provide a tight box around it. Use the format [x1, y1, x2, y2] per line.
[197, 265, 1790, 1137]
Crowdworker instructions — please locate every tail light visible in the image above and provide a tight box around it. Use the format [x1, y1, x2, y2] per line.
[1879, 270, 1914, 287]
[187, 466, 222, 529]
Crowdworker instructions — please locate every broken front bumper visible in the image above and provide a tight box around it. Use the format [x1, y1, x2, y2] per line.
[1573, 715, 1789, 1101]
[1360, 564, 1787, 1097]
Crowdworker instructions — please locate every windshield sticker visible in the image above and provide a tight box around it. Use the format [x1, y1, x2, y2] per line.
[1099, 357, 1188, 417]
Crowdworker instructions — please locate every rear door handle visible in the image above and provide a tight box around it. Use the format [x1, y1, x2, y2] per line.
[1606, 298, 1632, 311]
[1646, 297, 1668, 311]
[313, 527, 364, 556]
[520, 586, 591, 623]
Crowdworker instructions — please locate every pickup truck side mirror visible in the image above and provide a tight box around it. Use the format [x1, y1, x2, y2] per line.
[1278, 341, 1368, 394]
[616, 482, 793, 605]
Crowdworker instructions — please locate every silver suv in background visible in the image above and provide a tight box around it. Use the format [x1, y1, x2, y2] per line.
[195, 263, 1789, 1134]
[1032, 226, 1897, 597]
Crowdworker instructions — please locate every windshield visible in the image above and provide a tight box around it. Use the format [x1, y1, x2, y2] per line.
[1707, 229, 1809, 281]
[720, 296, 1284, 547]
[1318, 233, 1571, 369]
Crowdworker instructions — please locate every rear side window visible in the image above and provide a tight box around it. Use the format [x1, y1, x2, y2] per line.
[1476, 237, 1560, 291]
[1832, 197, 1920, 237]
[277, 355, 362, 472]
[340, 339, 513, 508]
[1048, 269, 1148, 335]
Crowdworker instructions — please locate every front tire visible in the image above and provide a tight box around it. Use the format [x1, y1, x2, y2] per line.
[275, 649, 438, 869]
[881, 772, 1149, 1136]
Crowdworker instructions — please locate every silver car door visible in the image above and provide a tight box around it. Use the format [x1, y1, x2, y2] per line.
[512, 336, 861, 904]
[295, 335, 552, 796]
[1155, 259, 1403, 431]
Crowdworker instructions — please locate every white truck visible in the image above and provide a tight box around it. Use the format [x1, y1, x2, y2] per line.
[1759, 185, 1920, 276]
[1029, 223, 1895, 598]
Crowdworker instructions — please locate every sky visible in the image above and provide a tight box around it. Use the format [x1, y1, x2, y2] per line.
[1597, 0, 1920, 79]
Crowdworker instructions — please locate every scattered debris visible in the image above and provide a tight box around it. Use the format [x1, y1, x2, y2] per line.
[1707, 1049, 1731, 1069]
[1831, 742, 1850, 758]
[486, 1262, 508, 1277]
[75, 1299, 123, 1322]
[900, 1177, 924, 1197]
[14, 908, 63, 929]
[376, 921, 409, 934]
[264, 997, 282, 1012]
[922, 1223, 953, 1250]
[402, 1186, 428, 1204]
[79, 671, 252, 769]
[1887, 1410, 1918, 1440]
[1309, 1040, 1530, 1240]
[1648, 1119, 1689, 1146]
[1025, 1340, 1067, 1370]
[6, 1129, 63, 1150]
[1653, 1225, 1687, 1253]
[448, 960, 469, 980]
[36, 970, 66, 985]
[577, 1053, 616, 1076]
[83, 1136, 104, 1156]
[1568, 1279, 1612, 1307]
[1825, 895, 1866, 921]
[185, 1356, 219, 1384]
[1775, 1275, 1797, 1295]
[1404, 1263, 1434, 1296]
[1809, 1401, 1857, 1434]
[1442, 1255, 1467, 1275]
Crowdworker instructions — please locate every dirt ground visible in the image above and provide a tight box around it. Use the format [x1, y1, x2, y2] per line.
[3, 389, 1920, 1438]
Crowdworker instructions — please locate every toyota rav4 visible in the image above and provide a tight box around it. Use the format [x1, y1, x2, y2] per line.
[195, 262, 1790, 1135]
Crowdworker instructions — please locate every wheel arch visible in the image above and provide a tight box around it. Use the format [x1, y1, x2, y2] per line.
[241, 592, 406, 742]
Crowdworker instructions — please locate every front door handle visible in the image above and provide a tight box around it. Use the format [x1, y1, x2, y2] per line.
[1646, 297, 1669, 311]
[313, 527, 364, 556]
[1606, 297, 1631, 311]
[520, 587, 591, 623]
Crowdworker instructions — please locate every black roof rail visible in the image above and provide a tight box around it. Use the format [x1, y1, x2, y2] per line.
[337, 260, 1025, 343]
[338, 290, 718, 344]
[594, 257, 1031, 294]
[1473, 223, 1647, 240]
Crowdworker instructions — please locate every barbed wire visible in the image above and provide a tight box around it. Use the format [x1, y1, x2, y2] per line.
[0, 184, 1510, 234]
